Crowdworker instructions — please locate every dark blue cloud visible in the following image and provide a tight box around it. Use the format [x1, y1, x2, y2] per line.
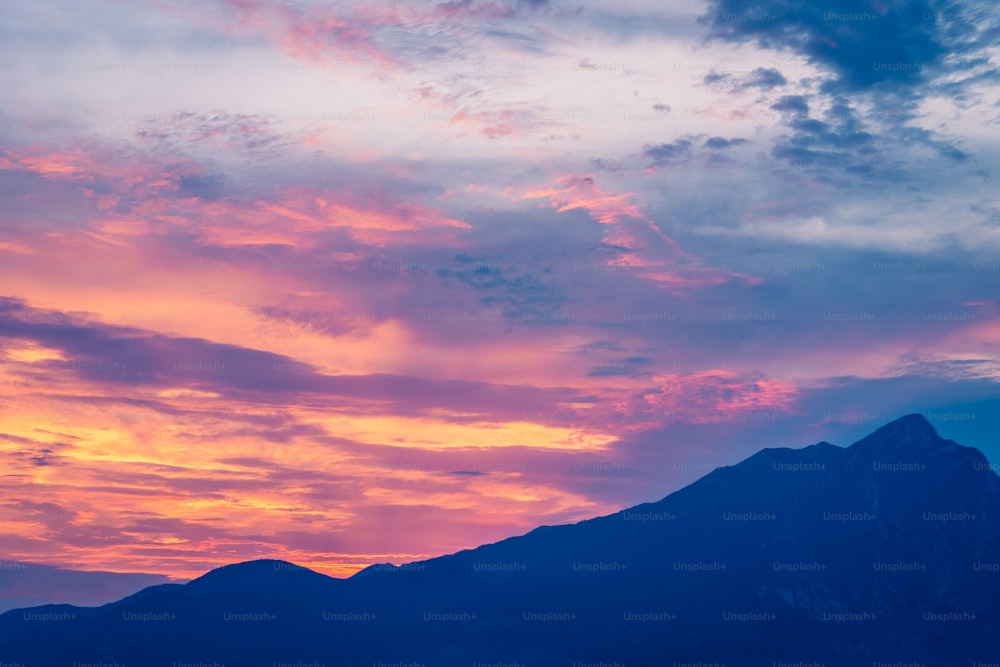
[767, 95, 890, 176]
[705, 66, 792, 90]
[698, 0, 985, 93]
[765, 91, 972, 181]
[641, 139, 693, 168]
[896, 126, 970, 161]
[741, 66, 787, 89]
[771, 95, 810, 115]
[704, 137, 747, 149]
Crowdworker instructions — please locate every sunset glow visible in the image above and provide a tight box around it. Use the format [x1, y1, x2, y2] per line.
[1, 0, 998, 586]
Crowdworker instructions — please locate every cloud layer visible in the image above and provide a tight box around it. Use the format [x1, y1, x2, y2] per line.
[0, 0, 998, 580]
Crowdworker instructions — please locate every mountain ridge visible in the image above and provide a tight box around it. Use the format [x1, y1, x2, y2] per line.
[1, 413, 997, 666]
[6, 414, 988, 593]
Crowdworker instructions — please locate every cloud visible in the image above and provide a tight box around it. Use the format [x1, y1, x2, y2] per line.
[630, 370, 799, 427]
[706, 66, 787, 90]
[704, 136, 747, 149]
[590, 158, 623, 172]
[698, 0, 990, 94]
[0, 432, 73, 468]
[641, 139, 693, 169]
[771, 95, 810, 115]
[523, 175, 650, 225]
[0, 298, 589, 421]
[741, 66, 787, 89]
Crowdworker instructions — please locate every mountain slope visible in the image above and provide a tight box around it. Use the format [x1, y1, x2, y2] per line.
[1, 414, 997, 666]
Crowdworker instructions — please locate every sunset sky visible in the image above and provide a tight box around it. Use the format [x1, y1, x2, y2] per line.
[1, 0, 999, 581]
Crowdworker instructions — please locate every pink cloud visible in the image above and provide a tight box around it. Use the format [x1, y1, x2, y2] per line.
[153, 0, 405, 73]
[523, 175, 649, 225]
[633, 370, 799, 427]
[522, 174, 760, 291]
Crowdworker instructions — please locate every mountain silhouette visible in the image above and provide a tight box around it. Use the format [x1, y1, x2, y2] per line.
[1, 414, 997, 666]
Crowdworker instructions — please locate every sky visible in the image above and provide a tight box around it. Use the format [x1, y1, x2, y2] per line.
[1, 0, 999, 582]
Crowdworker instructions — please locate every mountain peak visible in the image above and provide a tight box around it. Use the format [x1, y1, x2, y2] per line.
[185, 560, 336, 595]
[848, 413, 943, 456]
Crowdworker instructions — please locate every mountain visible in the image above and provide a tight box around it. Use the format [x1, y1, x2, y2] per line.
[1, 414, 997, 666]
